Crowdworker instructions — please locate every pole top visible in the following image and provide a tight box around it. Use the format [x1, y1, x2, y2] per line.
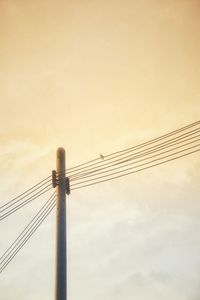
[57, 147, 65, 156]
[56, 147, 66, 175]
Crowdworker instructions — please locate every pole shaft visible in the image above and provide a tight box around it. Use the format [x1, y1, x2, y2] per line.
[55, 148, 66, 300]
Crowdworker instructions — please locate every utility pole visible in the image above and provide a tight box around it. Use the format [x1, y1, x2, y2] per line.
[53, 147, 68, 300]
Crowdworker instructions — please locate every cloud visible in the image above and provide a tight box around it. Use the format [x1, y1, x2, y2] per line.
[0, 139, 50, 166]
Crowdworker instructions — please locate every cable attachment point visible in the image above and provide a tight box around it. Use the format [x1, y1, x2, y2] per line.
[52, 170, 57, 188]
[66, 177, 70, 195]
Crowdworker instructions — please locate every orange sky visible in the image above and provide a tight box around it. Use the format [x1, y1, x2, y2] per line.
[0, 1, 200, 299]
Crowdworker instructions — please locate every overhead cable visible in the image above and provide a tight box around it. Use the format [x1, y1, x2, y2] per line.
[70, 146, 200, 190]
[0, 176, 52, 211]
[0, 186, 53, 221]
[0, 193, 56, 273]
[65, 120, 200, 173]
[69, 129, 200, 180]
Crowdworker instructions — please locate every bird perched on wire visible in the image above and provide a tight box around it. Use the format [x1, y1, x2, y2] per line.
[100, 153, 104, 160]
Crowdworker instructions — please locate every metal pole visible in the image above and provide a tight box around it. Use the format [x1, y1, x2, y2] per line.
[55, 147, 66, 300]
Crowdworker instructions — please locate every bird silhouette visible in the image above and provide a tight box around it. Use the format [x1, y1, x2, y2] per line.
[100, 153, 104, 160]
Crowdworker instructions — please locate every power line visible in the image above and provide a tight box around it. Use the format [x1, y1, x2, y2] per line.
[69, 133, 200, 181]
[0, 201, 56, 273]
[0, 186, 53, 221]
[65, 120, 200, 173]
[0, 195, 55, 271]
[70, 147, 200, 190]
[0, 194, 56, 273]
[1, 120, 200, 274]
[102, 120, 200, 158]
[2, 121, 199, 208]
[0, 180, 52, 213]
[71, 142, 200, 185]
[69, 130, 200, 181]
[0, 176, 52, 210]
[0, 192, 55, 265]
[66, 123, 200, 177]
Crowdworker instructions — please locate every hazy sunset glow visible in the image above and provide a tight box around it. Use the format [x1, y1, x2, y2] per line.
[0, 1, 200, 299]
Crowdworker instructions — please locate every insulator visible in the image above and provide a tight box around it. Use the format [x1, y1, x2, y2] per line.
[66, 177, 70, 195]
[52, 170, 57, 188]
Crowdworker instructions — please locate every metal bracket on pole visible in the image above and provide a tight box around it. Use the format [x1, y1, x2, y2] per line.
[52, 170, 57, 188]
[66, 177, 70, 195]
[52, 170, 70, 196]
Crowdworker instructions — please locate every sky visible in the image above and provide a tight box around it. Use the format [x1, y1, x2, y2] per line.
[0, 0, 200, 299]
